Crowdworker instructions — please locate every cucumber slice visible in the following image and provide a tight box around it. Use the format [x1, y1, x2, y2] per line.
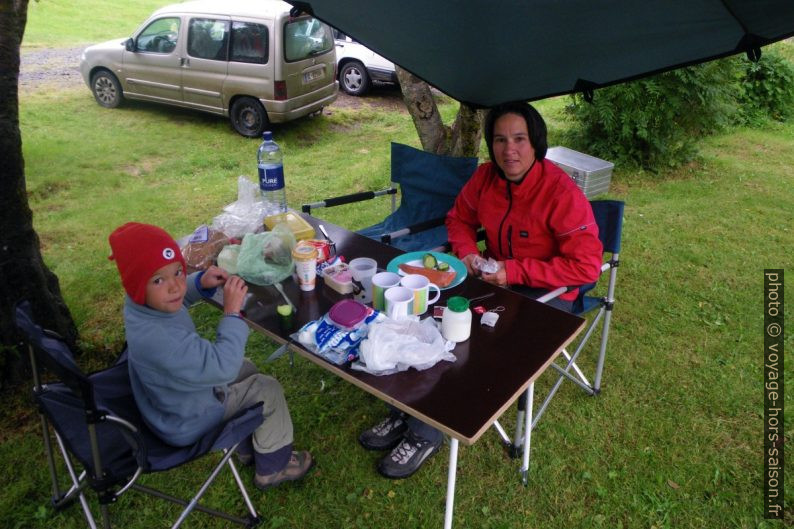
[437, 261, 450, 272]
[423, 253, 438, 269]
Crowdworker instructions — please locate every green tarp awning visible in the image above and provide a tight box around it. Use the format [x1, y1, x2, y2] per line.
[288, 0, 794, 106]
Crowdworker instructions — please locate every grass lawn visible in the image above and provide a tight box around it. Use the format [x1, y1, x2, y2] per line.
[4, 3, 792, 528]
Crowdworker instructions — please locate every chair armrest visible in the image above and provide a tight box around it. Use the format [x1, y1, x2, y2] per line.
[380, 216, 446, 245]
[302, 187, 397, 214]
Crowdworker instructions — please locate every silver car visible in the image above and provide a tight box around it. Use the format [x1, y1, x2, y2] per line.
[80, 0, 338, 137]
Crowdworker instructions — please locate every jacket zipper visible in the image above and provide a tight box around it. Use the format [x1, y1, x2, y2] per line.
[507, 225, 514, 258]
[497, 181, 513, 257]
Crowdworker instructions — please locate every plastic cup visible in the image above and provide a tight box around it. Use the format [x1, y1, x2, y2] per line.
[349, 257, 377, 303]
[371, 271, 401, 311]
[292, 244, 318, 291]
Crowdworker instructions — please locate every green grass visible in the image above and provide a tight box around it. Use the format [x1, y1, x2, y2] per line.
[23, 0, 172, 48]
[5, 3, 794, 529]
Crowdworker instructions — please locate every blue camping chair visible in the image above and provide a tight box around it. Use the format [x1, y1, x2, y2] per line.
[15, 301, 265, 529]
[491, 200, 625, 480]
[302, 142, 479, 251]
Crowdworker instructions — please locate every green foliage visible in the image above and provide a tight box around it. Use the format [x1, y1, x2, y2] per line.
[738, 51, 794, 124]
[564, 59, 742, 171]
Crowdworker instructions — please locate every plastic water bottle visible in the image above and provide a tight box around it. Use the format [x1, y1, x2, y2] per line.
[257, 131, 287, 215]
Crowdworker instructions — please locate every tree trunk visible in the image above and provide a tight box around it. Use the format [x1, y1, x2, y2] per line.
[0, 0, 79, 385]
[396, 66, 484, 158]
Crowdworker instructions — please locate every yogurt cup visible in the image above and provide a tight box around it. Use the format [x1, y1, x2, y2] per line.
[292, 244, 318, 291]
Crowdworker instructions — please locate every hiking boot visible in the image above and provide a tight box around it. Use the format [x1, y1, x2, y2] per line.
[376, 431, 442, 479]
[254, 450, 313, 490]
[358, 413, 408, 451]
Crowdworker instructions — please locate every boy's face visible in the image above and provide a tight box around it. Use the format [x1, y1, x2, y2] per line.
[145, 261, 187, 313]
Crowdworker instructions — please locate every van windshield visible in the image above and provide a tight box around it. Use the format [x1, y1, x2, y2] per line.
[284, 17, 333, 62]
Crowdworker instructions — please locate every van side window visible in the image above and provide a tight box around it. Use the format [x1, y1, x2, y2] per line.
[284, 17, 333, 62]
[230, 21, 269, 64]
[136, 17, 180, 54]
[188, 18, 230, 61]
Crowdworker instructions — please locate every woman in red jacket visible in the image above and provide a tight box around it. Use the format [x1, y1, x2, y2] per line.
[446, 101, 603, 311]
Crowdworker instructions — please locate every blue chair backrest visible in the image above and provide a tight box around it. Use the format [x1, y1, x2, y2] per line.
[590, 200, 624, 254]
[570, 200, 624, 314]
[357, 143, 478, 251]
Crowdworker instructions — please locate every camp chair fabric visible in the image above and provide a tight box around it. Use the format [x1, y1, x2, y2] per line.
[15, 301, 264, 529]
[303, 142, 478, 252]
[492, 200, 625, 473]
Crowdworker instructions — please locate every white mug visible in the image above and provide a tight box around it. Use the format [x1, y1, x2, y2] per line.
[400, 274, 441, 315]
[371, 271, 402, 311]
[384, 286, 413, 320]
[349, 257, 377, 303]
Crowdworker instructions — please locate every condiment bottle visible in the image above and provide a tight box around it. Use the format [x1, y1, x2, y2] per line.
[441, 296, 472, 342]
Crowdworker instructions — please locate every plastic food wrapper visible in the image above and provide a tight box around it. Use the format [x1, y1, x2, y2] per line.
[292, 301, 385, 365]
[211, 176, 270, 238]
[472, 255, 500, 274]
[181, 225, 230, 273]
[352, 317, 456, 376]
[216, 244, 241, 274]
[236, 224, 296, 285]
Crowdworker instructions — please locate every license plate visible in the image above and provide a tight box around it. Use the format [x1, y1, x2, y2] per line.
[303, 69, 324, 84]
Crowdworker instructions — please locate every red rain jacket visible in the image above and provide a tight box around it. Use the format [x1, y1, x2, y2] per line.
[446, 160, 603, 301]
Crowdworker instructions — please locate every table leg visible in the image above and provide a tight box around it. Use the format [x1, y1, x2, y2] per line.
[520, 382, 534, 485]
[443, 438, 459, 529]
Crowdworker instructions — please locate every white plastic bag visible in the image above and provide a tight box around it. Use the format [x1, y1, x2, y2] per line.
[352, 318, 456, 376]
[211, 176, 270, 238]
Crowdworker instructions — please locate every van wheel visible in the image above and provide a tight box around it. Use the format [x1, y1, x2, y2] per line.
[339, 61, 370, 96]
[230, 97, 268, 138]
[91, 70, 123, 108]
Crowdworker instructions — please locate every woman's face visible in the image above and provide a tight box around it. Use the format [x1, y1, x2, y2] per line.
[492, 112, 536, 181]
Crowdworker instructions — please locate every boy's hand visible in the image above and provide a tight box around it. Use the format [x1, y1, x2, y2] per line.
[201, 265, 229, 289]
[223, 275, 248, 315]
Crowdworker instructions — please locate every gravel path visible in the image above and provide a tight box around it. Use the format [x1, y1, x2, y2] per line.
[20, 46, 86, 89]
[18, 46, 406, 111]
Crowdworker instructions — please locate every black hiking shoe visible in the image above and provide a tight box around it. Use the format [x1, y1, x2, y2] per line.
[376, 431, 442, 479]
[359, 413, 408, 451]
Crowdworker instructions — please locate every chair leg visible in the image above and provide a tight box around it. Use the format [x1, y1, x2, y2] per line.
[593, 305, 614, 394]
[53, 432, 100, 528]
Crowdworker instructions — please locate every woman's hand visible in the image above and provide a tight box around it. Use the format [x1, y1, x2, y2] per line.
[480, 261, 507, 287]
[201, 265, 229, 289]
[222, 275, 248, 315]
[461, 253, 479, 276]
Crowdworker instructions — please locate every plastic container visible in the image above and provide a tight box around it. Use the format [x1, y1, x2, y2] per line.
[257, 131, 287, 215]
[264, 211, 315, 241]
[322, 263, 354, 294]
[328, 299, 368, 330]
[441, 296, 472, 342]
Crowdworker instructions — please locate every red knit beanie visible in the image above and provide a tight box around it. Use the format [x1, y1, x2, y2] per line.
[108, 222, 186, 305]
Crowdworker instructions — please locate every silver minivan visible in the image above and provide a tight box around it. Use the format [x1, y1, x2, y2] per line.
[79, 0, 338, 137]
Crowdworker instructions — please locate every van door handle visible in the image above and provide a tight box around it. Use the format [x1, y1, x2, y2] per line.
[180, 57, 189, 67]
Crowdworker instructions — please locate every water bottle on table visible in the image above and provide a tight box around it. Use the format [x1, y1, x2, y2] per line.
[257, 131, 287, 215]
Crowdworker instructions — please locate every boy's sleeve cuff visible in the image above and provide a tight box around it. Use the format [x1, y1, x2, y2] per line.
[194, 271, 217, 298]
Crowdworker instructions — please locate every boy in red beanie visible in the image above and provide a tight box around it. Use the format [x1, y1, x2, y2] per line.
[109, 222, 312, 490]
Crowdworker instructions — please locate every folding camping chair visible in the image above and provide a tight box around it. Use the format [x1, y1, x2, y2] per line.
[14, 301, 265, 529]
[491, 200, 625, 482]
[302, 142, 479, 251]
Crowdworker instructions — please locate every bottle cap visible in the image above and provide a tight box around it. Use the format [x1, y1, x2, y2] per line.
[447, 296, 470, 312]
[263, 131, 273, 140]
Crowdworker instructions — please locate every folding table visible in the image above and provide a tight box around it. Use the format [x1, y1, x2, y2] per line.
[212, 214, 585, 528]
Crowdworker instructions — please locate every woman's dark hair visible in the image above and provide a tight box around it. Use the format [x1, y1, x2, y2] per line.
[484, 101, 548, 166]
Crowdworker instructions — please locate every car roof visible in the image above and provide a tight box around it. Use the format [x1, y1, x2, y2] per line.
[153, 0, 294, 19]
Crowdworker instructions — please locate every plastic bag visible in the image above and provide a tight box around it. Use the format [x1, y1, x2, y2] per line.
[236, 224, 295, 285]
[352, 317, 456, 376]
[211, 176, 270, 238]
[292, 304, 385, 365]
[180, 225, 230, 273]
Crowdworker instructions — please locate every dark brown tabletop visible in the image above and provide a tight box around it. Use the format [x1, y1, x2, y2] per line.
[226, 214, 585, 445]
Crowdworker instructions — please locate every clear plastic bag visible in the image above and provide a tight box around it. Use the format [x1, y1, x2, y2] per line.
[352, 317, 456, 376]
[211, 176, 270, 238]
[236, 224, 296, 285]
